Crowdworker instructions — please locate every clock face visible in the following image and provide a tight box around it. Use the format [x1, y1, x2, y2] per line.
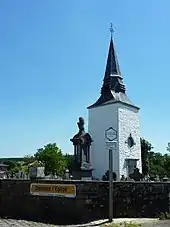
[127, 134, 135, 148]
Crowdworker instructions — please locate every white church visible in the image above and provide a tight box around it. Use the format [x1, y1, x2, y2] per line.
[87, 34, 142, 180]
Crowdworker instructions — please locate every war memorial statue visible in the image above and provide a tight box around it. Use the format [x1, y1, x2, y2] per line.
[70, 117, 93, 180]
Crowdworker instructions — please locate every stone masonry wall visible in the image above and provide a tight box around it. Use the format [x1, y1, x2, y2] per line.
[118, 106, 142, 177]
[0, 180, 169, 225]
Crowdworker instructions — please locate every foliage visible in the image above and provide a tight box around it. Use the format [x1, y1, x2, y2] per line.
[21, 155, 36, 173]
[21, 165, 29, 173]
[35, 143, 67, 175]
[148, 152, 166, 178]
[4, 160, 22, 174]
[23, 155, 35, 166]
[64, 154, 74, 172]
[141, 138, 153, 176]
[157, 212, 170, 220]
[29, 160, 44, 167]
[4, 137, 170, 180]
[3, 144, 70, 176]
[141, 139, 170, 179]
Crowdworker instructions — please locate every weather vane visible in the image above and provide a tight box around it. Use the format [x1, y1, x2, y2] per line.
[109, 23, 114, 38]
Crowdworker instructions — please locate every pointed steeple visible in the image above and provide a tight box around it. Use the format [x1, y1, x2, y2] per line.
[88, 26, 136, 109]
[101, 36, 126, 95]
[104, 37, 121, 77]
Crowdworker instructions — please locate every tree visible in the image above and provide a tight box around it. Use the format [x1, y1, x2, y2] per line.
[64, 154, 74, 173]
[148, 152, 167, 178]
[163, 154, 170, 178]
[35, 143, 67, 175]
[23, 155, 35, 165]
[141, 138, 153, 176]
[20, 155, 36, 173]
[166, 142, 170, 152]
[3, 160, 22, 174]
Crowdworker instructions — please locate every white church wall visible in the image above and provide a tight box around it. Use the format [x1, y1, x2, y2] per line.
[88, 102, 142, 180]
[118, 106, 142, 178]
[88, 103, 119, 179]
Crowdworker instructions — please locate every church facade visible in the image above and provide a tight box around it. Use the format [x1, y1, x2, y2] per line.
[88, 36, 142, 180]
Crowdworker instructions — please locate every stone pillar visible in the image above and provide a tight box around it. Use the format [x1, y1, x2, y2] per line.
[74, 145, 77, 162]
[87, 145, 90, 163]
[77, 145, 81, 163]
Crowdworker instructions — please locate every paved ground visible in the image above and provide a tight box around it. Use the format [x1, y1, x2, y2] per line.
[87, 218, 170, 226]
[0, 219, 55, 226]
[0, 218, 170, 226]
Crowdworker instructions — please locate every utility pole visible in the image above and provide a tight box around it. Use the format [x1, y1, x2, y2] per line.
[109, 148, 113, 222]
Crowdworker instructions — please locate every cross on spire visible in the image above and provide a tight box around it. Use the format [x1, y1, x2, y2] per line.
[109, 23, 114, 38]
[88, 25, 137, 109]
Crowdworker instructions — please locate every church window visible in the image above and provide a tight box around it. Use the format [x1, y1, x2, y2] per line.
[127, 134, 135, 148]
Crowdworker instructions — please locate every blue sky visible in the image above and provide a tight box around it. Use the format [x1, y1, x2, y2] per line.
[0, 0, 169, 157]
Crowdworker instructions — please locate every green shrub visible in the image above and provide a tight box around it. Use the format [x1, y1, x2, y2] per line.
[157, 212, 170, 220]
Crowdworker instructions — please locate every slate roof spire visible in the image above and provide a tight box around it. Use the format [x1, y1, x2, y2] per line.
[104, 37, 121, 76]
[88, 25, 135, 109]
[101, 26, 125, 94]
[105, 23, 121, 76]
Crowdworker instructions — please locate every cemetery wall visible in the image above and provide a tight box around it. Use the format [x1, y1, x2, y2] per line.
[0, 179, 169, 225]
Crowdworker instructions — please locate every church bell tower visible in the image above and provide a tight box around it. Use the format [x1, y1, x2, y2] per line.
[88, 27, 142, 180]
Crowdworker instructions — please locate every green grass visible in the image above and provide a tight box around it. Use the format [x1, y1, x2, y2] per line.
[101, 221, 142, 227]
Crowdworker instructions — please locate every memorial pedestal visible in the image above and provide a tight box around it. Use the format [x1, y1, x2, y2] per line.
[70, 117, 93, 180]
[72, 169, 93, 180]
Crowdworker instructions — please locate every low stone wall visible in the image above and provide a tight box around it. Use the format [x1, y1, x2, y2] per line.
[0, 180, 169, 224]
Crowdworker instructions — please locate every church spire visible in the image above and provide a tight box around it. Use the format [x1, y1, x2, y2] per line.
[101, 25, 125, 94]
[105, 23, 121, 76]
[88, 25, 134, 109]
[102, 37, 121, 81]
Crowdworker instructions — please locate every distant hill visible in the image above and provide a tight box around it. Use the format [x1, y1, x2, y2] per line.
[0, 157, 24, 162]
